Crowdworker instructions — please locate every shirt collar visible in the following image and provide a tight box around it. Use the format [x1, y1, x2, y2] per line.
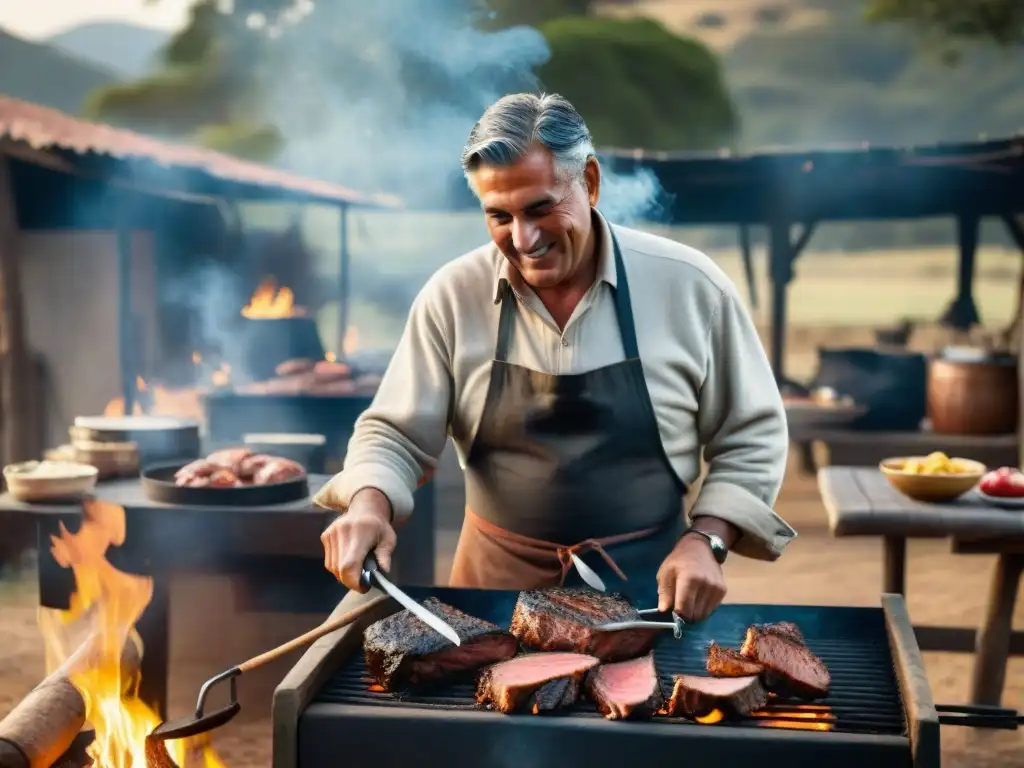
[493, 208, 617, 304]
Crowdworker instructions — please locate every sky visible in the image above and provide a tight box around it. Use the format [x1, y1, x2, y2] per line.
[0, 0, 192, 40]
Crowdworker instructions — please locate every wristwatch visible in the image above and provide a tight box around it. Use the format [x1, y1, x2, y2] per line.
[684, 528, 728, 564]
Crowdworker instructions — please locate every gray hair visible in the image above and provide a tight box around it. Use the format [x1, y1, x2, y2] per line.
[461, 93, 596, 191]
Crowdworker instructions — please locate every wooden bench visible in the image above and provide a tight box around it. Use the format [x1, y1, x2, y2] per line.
[818, 465, 1024, 706]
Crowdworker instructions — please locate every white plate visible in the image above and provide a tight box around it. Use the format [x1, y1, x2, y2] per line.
[977, 490, 1024, 510]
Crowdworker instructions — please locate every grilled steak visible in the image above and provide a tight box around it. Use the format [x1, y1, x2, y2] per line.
[740, 624, 830, 699]
[363, 598, 518, 691]
[706, 641, 765, 677]
[476, 652, 599, 714]
[666, 675, 767, 718]
[586, 653, 664, 720]
[509, 587, 659, 662]
[756, 621, 805, 645]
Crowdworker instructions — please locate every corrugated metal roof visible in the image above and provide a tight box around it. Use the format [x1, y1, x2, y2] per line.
[0, 95, 400, 207]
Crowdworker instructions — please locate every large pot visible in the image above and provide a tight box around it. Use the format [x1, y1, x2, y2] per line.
[70, 415, 202, 468]
[927, 351, 1018, 436]
[240, 317, 326, 381]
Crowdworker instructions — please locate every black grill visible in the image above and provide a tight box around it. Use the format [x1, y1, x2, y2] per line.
[298, 588, 911, 768]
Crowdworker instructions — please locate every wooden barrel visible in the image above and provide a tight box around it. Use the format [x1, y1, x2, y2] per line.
[927, 356, 1018, 436]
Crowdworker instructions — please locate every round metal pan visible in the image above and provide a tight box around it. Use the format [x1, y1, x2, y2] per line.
[140, 461, 309, 506]
[72, 415, 202, 466]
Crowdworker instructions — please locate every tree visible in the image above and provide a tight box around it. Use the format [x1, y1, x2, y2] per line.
[538, 17, 737, 150]
[85, 0, 737, 175]
[865, 0, 1024, 45]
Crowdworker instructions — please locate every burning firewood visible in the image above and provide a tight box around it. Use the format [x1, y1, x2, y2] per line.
[0, 627, 140, 768]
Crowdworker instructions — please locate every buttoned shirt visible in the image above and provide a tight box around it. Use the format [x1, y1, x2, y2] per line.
[315, 211, 796, 560]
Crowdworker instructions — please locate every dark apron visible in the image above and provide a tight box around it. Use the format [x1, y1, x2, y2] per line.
[449, 229, 687, 607]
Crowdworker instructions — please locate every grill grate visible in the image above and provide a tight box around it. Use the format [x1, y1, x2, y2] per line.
[312, 590, 906, 738]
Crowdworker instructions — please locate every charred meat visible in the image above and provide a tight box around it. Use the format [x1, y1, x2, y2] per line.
[476, 652, 599, 714]
[509, 587, 659, 662]
[585, 653, 663, 721]
[706, 642, 764, 677]
[666, 675, 767, 719]
[740, 624, 830, 699]
[363, 598, 518, 692]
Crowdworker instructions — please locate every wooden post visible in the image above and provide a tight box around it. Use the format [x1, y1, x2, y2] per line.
[939, 214, 982, 331]
[767, 220, 791, 384]
[0, 153, 33, 466]
[116, 202, 137, 414]
[337, 203, 350, 359]
[738, 224, 758, 310]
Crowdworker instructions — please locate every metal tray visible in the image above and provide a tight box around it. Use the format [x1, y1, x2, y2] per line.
[140, 460, 309, 506]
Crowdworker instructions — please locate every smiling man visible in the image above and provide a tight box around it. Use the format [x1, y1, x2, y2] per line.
[317, 92, 795, 621]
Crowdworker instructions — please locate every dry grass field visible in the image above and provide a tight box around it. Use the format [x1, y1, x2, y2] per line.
[0, 242, 1021, 766]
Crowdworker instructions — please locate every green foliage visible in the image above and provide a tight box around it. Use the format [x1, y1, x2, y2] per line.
[192, 121, 283, 161]
[864, 0, 1024, 45]
[538, 17, 737, 150]
[724, 5, 1024, 149]
[479, 0, 592, 30]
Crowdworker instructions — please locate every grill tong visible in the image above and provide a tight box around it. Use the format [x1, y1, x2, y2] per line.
[598, 607, 687, 639]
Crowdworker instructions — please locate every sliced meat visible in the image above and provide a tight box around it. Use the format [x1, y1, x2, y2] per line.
[509, 587, 659, 662]
[237, 453, 275, 480]
[475, 652, 599, 714]
[666, 675, 767, 719]
[206, 468, 241, 487]
[253, 458, 305, 485]
[174, 458, 218, 485]
[313, 360, 352, 383]
[706, 642, 764, 677]
[586, 653, 663, 721]
[206, 448, 253, 476]
[275, 358, 316, 377]
[363, 598, 518, 692]
[740, 625, 830, 699]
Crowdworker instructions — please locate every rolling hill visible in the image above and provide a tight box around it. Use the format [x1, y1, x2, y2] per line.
[0, 28, 121, 114]
[46, 22, 170, 79]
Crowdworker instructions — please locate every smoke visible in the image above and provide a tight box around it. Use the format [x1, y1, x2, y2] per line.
[243, 0, 665, 222]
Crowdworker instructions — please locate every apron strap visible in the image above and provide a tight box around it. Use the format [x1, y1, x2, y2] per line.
[494, 228, 640, 363]
[464, 507, 661, 586]
[494, 283, 517, 363]
[610, 230, 641, 360]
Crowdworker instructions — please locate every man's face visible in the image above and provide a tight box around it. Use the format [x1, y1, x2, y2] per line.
[472, 145, 600, 290]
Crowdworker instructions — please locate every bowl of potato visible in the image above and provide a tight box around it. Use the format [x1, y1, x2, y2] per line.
[879, 451, 986, 502]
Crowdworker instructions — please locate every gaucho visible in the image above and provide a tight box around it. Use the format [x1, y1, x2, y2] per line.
[315, 92, 795, 620]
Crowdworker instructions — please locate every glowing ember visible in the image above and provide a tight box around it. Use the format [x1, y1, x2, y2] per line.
[694, 709, 725, 724]
[325, 352, 337, 363]
[37, 500, 226, 767]
[103, 377, 202, 421]
[210, 364, 231, 388]
[242, 277, 305, 319]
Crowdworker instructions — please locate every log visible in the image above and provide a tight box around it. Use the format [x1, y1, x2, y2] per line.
[0, 636, 141, 768]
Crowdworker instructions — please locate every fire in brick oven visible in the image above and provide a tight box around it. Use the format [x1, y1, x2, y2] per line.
[31, 499, 225, 768]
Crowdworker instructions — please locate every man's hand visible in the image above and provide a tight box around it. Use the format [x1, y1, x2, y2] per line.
[321, 488, 397, 592]
[655, 534, 727, 622]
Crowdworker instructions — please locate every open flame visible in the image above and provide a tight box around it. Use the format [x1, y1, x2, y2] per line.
[242, 277, 306, 319]
[684, 703, 835, 731]
[103, 377, 203, 421]
[694, 709, 726, 724]
[37, 500, 226, 767]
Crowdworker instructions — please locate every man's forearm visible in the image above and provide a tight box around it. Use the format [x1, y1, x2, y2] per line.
[689, 515, 742, 549]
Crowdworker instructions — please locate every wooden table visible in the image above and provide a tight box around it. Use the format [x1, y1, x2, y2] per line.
[818, 466, 1024, 706]
[0, 475, 437, 718]
[790, 423, 1018, 473]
